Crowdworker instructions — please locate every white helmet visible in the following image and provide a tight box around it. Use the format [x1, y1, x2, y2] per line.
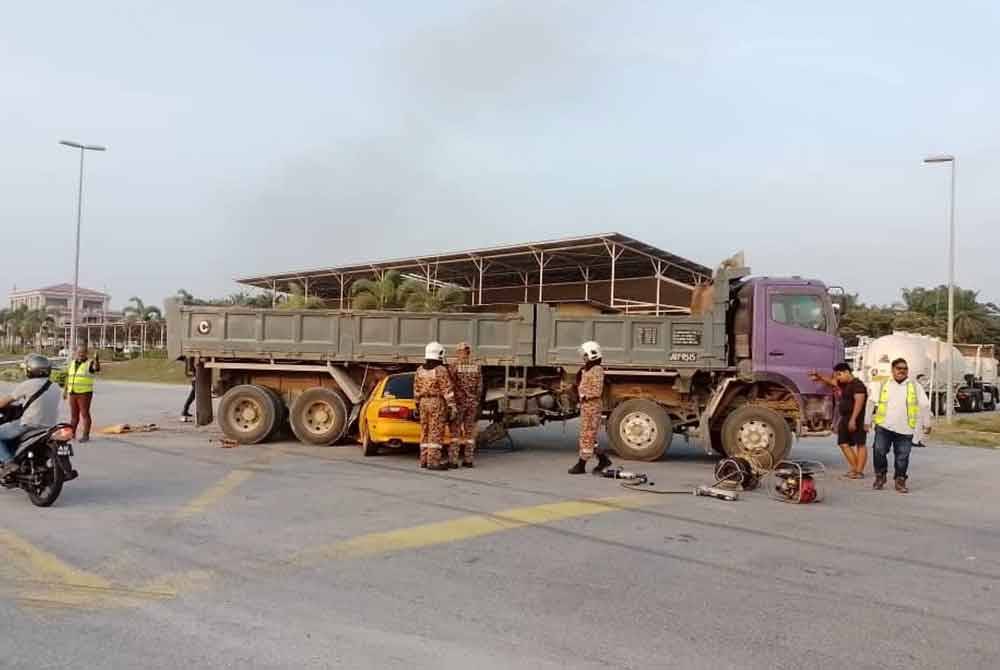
[580, 340, 602, 362]
[424, 341, 445, 361]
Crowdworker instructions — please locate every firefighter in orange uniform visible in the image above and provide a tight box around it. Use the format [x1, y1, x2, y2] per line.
[447, 342, 483, 468]
[569, 341, 612, 475]
[414, 341, 457, 471]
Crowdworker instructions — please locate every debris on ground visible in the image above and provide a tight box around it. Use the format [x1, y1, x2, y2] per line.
[99, 423, 159, 435]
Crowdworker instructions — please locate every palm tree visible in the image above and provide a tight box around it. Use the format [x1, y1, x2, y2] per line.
[350, 271, 405, 310]
[0, 308, 12, 351]
[13, 308, 53, 350]
[398, 279, 467, 312]
[224, 291, 277, 308]
[278, 282, 325, 310]
[124, 297, 163, 322]
[175, 289, 204, 306]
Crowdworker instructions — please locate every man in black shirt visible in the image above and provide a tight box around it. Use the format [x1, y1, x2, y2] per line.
[810, 363, 869, 478]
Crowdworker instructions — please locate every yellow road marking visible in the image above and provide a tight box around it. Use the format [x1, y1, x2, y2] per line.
[0, 529, 112, 607]
[293, 495, 656, 565]
[171, 451, 272, 522]
[171, 469, 255, 522]
[0, 530, 203, 610]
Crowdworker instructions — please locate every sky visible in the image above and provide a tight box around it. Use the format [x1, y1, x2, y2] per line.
[2, 1, 998, 310]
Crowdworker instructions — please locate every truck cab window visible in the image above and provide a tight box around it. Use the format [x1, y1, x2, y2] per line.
[770, 294, 827, 332]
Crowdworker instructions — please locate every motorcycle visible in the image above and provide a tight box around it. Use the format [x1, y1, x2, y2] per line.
[0, 407, 78, 507]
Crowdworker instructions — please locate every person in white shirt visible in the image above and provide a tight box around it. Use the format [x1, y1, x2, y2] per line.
[864, 358, 931, 493]
[0, 354, 63, 478]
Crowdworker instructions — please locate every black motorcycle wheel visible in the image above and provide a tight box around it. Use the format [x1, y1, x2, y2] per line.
[26, 457, 64, 507]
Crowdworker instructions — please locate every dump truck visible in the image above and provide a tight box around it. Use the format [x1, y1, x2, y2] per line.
[166, 260, 843, 464]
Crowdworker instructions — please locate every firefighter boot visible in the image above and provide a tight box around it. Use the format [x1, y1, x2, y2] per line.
[592, 452, 612, 474]
[568, 459, 588, 475]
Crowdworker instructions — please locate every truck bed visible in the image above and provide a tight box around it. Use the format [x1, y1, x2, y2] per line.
[166, 298, 729, 371]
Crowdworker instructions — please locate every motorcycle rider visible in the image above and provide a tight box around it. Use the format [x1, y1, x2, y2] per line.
[0, 354, 63, 477]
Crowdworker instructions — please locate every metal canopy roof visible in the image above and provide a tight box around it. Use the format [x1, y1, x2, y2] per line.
[236, 233, 713, 312]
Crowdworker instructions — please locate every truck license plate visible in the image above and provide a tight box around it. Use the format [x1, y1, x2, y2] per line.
[669, 352, 697, 363]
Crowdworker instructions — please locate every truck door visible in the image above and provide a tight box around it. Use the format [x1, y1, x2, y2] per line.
[762, 287, 840, 393]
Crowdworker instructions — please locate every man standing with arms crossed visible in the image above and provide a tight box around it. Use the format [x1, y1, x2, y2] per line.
[865, 357, 931, 493]
[810, 363, 869, 478]
[65, 344, 100, 442]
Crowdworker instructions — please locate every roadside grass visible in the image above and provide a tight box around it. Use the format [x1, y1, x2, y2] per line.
[98, 357, 189, 385]
[933, 413, 1000, 448]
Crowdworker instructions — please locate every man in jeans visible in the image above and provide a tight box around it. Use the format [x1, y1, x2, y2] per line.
[865, 357, 931, 493]
[0, 355, 62, 478]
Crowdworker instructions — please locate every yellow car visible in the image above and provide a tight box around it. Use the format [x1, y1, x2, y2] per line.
[361, 372, 451, 456]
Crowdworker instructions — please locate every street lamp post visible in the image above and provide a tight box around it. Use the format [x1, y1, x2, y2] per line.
[923, 154, 956, 424]
[59, 140, 107, 353]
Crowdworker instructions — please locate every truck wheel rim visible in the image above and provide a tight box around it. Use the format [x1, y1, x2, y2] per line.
[304, 401, 337, 435]
[620, 411, 658, 449]
[233, 399, 263, 432]
[737, 419, 775, 454]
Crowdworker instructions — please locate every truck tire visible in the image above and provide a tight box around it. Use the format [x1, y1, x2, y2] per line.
[721, 405, 792, 467]
[260, 387, 288, 439]
[218, 385, 279, 444]
[607, 399, 673, 461]
[289, 388, 349, 446]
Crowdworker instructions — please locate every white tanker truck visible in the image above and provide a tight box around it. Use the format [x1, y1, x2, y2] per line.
[849, 332, 971, 415]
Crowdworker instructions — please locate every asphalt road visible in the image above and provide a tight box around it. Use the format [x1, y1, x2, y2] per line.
[1, 381, 998, 669]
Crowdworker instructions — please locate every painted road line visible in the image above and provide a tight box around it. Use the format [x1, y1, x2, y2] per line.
[0, 530, 179, 609]
[292, 495, 658, 566]
[171, 469, 256, 522]
[170, 451, 273, 522]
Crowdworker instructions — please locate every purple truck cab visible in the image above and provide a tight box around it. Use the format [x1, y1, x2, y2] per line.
[742, 277, 843, 434]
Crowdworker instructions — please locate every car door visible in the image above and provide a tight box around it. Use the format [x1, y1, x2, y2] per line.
[763, 287, 841, 394]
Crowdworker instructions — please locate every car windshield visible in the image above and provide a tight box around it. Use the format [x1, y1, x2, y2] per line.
[382, 374, 414, 399]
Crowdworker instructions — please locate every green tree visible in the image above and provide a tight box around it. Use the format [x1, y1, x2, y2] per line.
[398, 279, 467, 312]
[175, 289, 205, 306]
[889, 310, 943, 338]
[350, 271, 405, 310]
[843, 285, 1000, 352]
[123, 297, 163, 322]
[278, 281, 325, 310]
[0, 308, 13, 350]
[11, 307, 54, 350]
[837, 303, 896, 346]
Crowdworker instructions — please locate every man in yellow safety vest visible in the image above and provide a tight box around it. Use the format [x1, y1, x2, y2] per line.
[864, 357, 930, 493]
[65, 344, 101, 442]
